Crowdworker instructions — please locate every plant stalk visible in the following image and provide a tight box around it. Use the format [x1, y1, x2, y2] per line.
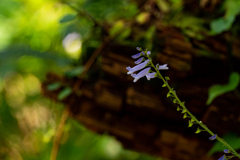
[147, 57, 240, 159]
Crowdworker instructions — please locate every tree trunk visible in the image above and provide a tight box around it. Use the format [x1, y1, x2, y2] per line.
[42, 23, 240, 160]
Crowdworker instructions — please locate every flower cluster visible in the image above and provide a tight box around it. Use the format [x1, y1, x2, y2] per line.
[126, 47, 168, 82]
[209, 134, 232, 160]
[127, 47, 240, 160]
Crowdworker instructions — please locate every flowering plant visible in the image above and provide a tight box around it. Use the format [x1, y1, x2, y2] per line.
[126, 47, 240, 160]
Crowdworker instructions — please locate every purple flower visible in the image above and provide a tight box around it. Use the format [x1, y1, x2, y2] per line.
[131, 67, 151, 82]
[158, 64, 169, 70]
[146, 72, 156, 80]
[223, 149, 229, 153]
[126, 60, 150, 75]
[218, 155, 226, 160]
[209, 134, 217, 141]
[136, 47, 141, 51]
[134, 57, 144, 64]
[147, 51, 151, 55]
[132, 52, 144, 59]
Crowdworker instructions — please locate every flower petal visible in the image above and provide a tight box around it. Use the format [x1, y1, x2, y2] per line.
[136, 47, 141, 51]
[127, 60, 150, 75]
[126, 66, 131, 71]
[132, 52, 144, 59]
[131, 73, 137, 78]
[218, 155, 226, 160]
[209, 134, 217, 141]
[158, 64, 169, 70]
[133, 67, 151, 82]
[223, 149, 229, 153]
[146, 72, 156, 80]
[147, 51, 151, 55]
[134, 57, 144, 64]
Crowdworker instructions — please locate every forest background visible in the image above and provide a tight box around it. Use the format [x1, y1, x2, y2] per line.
[1, 0, 240, 160]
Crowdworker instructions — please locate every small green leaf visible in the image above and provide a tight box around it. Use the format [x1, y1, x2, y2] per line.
[59, 14, 77, 23]
[109, 20, 124, 37]
[181, 109, 187, 113]
[117, 28, 132, 40]
[167, 91, 171, 98]
[210, 16, 235, 34]
[195, 127, 201, 134]
[181, 101, 185, 106]
[58, 87, 72, 100]
[47, 82, 61, 91]
[206, 72, 240, 105]
[173, 99, 177, 103]
[165, 76, 170, 80]
[188, 121, 193, 127]
[183, 113, 188, 119]
[156, 0, 170, 12]
[177, 106, 181, 111]
[190, 118, 195, 123]
[162, 83, 167, 87]
[65, 66, 85, 78]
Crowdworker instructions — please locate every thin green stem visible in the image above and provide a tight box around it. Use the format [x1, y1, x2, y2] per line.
[147, 56, 240, 159]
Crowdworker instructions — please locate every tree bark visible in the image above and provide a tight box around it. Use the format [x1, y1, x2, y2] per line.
[42, 25, 240, 160]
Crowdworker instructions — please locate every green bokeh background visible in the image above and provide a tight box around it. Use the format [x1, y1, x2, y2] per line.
[0, 0, 160, 159]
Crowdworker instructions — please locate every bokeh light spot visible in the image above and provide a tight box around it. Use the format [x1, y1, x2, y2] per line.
[62, 32, 82, 59]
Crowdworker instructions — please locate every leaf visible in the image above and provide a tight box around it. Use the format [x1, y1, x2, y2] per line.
[117, 28, 132, 40]
[206, 72, 240, 105]
[177, 106, 181, 111]
[181, 109, 187, 113]
[58, 87, 72, 100]
[109, 20, 124, 37]
[59, 14, 77, 23]
[225, 0, 240, 18]
[181, 101, 185, 106]
[165, 76, 170, 80]
[183, 113, 188, 119]
[47, 82, 61, 91]
[162, 83, 167, 87]
[210, 0, 240, 35]
[188, 121, 193, 127]
[169, 13, 206, 39]
[195, 127, 201, 134]
[65, 66, 85, 78]
[136, 12, 150, 24]
[173, 99, 177, 103]
[167, 91, 171, 98]
[190, 118, 195, 123]
[208, 132, 240, 156]
[145, 25, 156, 41]
[210, 16, 235, 34]
[156, 0, 170, 12]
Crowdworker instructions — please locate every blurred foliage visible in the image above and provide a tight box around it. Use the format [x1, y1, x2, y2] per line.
[210, 0, 240, 34]
[206, 72, 240, 105]
[0, 0, 158, 159]
[1, 0, 240, 159]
